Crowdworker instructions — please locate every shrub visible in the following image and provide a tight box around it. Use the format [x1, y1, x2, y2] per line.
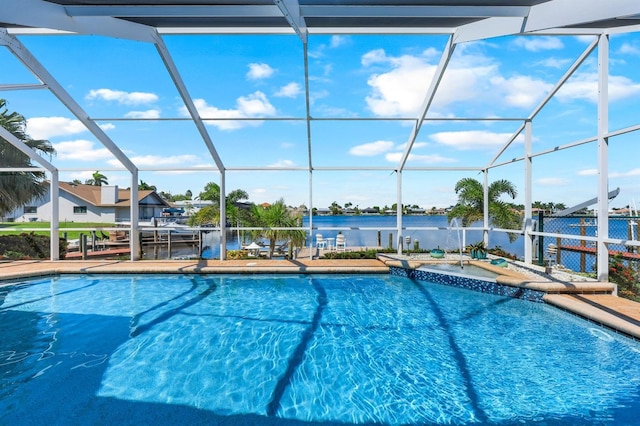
[322, 249, 379, 259]
[0, 233, 68, 260]
[487, 246, 518, 260]
[226, 250, 249, 260]
[609, 255, 640, 302]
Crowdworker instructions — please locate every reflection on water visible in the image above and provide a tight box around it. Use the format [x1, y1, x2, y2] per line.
[142, 231, 242, 260]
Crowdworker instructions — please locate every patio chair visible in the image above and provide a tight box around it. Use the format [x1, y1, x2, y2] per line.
[316, 234, 327, 249]
[335, 234, 347, 252]
[273, 240, 290, 258]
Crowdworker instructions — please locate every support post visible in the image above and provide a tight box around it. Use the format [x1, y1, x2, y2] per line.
[596, 34, 610, 282]
[483, 170, 489, 246]
[219, 171, 226, 260]
[537, 211, 545, 266]
[50, 171, 60, 260]
[524, 120, 533, 264]
[396, 171, 403, 255]
[130, 169, 140, 260]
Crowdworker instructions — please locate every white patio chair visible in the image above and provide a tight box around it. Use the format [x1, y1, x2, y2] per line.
[316, 234, 327, 249]
[335, 234, 347, 252]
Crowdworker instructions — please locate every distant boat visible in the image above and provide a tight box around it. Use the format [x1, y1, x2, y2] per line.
[156, 222, 194, 235]
[119, 218, 195, 235]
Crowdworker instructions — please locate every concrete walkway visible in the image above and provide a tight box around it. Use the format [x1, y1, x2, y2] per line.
[545, 294, 640, 339]
[1, 258, 639, 340]
[0, 259, 388, 280]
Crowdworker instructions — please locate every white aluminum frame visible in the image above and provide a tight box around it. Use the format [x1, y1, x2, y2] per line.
[0, 1, 639, 281]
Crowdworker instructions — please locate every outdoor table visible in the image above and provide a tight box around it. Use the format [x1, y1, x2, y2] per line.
[325, 237, 335, 251]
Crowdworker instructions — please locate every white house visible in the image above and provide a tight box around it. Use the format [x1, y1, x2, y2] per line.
[7, 182, 171, 223]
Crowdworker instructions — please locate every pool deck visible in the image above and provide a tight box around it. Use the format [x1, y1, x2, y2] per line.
[1, 258, 639, 340]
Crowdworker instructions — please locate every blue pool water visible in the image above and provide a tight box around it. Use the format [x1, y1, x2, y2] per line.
[1, 274, 640, 425]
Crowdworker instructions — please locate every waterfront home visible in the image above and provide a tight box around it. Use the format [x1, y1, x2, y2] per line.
[6, 182, 171, 223]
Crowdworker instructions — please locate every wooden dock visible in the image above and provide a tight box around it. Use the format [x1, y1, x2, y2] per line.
[64, 248, 131, 259]
[558, 245, 640, 260]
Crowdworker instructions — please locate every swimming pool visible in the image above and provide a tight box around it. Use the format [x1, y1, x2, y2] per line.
[1, 274, 640, 425]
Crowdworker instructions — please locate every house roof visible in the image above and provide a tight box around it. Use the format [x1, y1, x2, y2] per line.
[59, 182, 168, 208]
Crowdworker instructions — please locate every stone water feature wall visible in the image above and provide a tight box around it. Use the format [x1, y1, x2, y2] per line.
[390, 266, 546, 303]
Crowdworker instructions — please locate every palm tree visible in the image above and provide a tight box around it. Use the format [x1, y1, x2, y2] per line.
[0, 99, 55, 216]
[248, 198, 306, 258]
[329, 201, 342, 215]
[86, 171, 108, 186]
[138, 180, 156, 191]
[190, 182, 249, 226]
[447, 177, 521, 242]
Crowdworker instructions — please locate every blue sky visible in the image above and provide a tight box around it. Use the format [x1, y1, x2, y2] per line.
[3, 31, 640, 210]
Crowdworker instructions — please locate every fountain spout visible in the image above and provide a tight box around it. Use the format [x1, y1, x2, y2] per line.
[449, 218, 464, 269]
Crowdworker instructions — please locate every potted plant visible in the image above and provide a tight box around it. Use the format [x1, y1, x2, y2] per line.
[430, 247, 445, 258]
[468, 241, 487, 260]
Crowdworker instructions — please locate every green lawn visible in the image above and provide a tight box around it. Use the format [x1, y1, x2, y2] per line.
[0, 222, 116, 240]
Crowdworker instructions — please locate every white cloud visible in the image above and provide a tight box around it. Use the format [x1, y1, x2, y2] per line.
[52, 139, 114, 161]
[26, 117, 87, 139]
[330, 35, 350, 48]
[610, 168, 640, 178]
[108, 154, 201, 168]
[536, 57, 572, 69]
[513, 36, 564, 52]
[490, 75, 553, 108]
[237, 92, 277, 115]
[361, 49, 389, 66]
[619, 42, 640, 56]
[310, 89, 329, 105]
[575, 35, 597, 44]
[86, 88, 158, 105]
[385, 152, 457, 164]
[274, 82, 302, 98]
[349, 140, 395, 156]
[268, 159, 296, 168]
[247, 63, 274, 80]
[125, 109, 161, 119]
[100, 123, 115, 131]
[364, 54, 439, 116]
[537, 177, 569, 186]
[578, 168, 598, 176]
[183, 92, 276, 130]
[557, 72, 640, 103]
[430, 130, 521, 150]
[421, 47, 440, 59]
[362, 48, 549, 116]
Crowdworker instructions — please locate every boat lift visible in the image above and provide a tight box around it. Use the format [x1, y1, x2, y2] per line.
[550, 187, 620, 217]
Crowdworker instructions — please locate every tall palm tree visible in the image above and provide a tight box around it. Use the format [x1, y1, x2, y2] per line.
[249, 198, 306, 258]
[86, 171, 108, 186]
[0, 99, 55, 216]
[447, 177, 521, 242]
